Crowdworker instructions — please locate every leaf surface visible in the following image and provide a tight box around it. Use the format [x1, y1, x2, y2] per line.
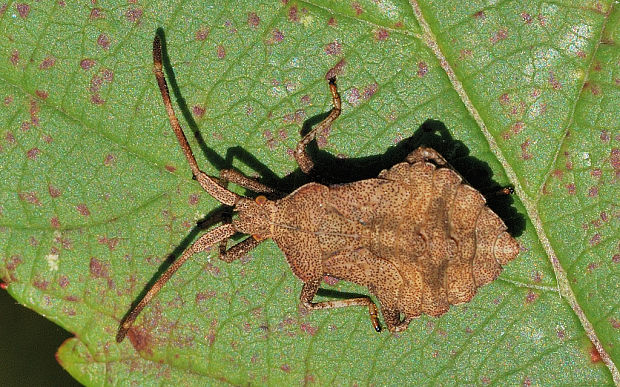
[0, 0, 618, 384]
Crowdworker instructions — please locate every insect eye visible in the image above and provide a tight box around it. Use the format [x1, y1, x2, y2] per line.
[255, 195, 267, 205]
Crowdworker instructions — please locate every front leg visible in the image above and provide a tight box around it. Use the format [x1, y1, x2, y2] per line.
[294, 78, 342, 174]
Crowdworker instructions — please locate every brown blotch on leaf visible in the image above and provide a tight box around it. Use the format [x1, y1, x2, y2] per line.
[35, 90, 48, 99]
[26, 147, 40, 159]
[247, 12, 260, 28]
[89, 8, 104, 20]
[590, 346, 602, 363]
[18, 191, 41, 206]
[80, 58, 96, 70]
[76, 203, 90, 216]
[195, 27, 209, 41]
[125, 8, 142, 23]
[288, 5, 299, 22]
[128, 326, 153, 355]
[325, 41, 342, 56]
[39, 56, 56, 70]
[16, 3, 30, 18]
[10, 50, 19, 66]
[90, 257, 110, 279]
[50, 217, 60, 228]
[217, 45, 226, 59]
[97, 34, 110, 50]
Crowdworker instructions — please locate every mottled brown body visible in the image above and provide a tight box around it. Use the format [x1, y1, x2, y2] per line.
[116, 35, 519, 342]
[237, 148, 519, 332]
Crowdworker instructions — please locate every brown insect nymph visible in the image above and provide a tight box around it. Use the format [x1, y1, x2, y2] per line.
[116, 35, 520, 342]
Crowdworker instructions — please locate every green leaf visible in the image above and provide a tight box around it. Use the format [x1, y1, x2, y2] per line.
[1, 0, 618, 385]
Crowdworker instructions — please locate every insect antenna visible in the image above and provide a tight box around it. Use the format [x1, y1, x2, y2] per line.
[152, 34, 239, 206]
[116, 35, 243, 343]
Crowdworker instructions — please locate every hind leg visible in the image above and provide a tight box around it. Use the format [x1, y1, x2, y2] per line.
[300, 279, 381, 332]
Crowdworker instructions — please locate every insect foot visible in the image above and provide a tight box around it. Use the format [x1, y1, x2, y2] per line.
[116, 34, 520, 342]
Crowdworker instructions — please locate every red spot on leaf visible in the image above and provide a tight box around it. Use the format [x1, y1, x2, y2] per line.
[26, 147, 40, 159]
[549, 72, 562, 89]
[10, 50, 19, 66]
[89, 257, 109, 279]
[80, 58, 95, 70]
[417, 61, 428, 77]
[328, 17, 337, 27]
[217, 45, 226, 59]
[300, 323, 317, 336]
[270, 29, 284, 44]
[19, 191, 41, 206]
[589, 233, 601, 246]
[165, 165, 176, 173]
[97, 34, 110, 50]
[58, 276, 69, 288]
[128, 326, 153, 355]
[521, 12, 532, 23]
[16, 3, 30, 18]
[125, 8, 142, 23]
[50, 217, 60, 228]
[588, 186, 598, 197]
[76, 204, 90, 216]
[103, 153, 116, 166]
[247, 12, 260, 28]
[33, 278, 49, 290]
[473, 10, 486, 19]
[520, 139, 533, 160]
[91, 94, 105, 105]
[98, 235, 120, 251]
[566, 183, 576, 195]
[39, 56, 56, 70]
[192, 105, 205, 117]
[325, 41, 342, 56]
[490, 28, 508, 44]
[590, 346, 602, 363]
[525, 290, 538, 304]
[363, 83, 378, 99]
[195, 27, 209, 41]
[375, 28, 389, 41]
[35, 90, 48, 99]
[323, 275, 339, 285]
[102, 68, 113, 82]
[352, 2, 363, 15]
[280, 364, 291, 373]
[288, 5, 299, 22]
[89, 8, 104, 20]
[189, 194, 199, 205]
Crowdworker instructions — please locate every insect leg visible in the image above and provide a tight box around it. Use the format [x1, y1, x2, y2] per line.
[219, 236, 263, 263]
[219, 169, 277, 194]
[116, 223, 236, 343]
[382, 309, 412, 333]
[153, 35, 238, 206]
[294, 78, 342, 174]
[300, 279, 382, 332]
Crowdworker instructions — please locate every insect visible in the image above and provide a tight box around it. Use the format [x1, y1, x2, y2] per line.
[116, 35, 520, 342]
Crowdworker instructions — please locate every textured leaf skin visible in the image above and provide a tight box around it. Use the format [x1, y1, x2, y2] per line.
[0, 0, 617, 385]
